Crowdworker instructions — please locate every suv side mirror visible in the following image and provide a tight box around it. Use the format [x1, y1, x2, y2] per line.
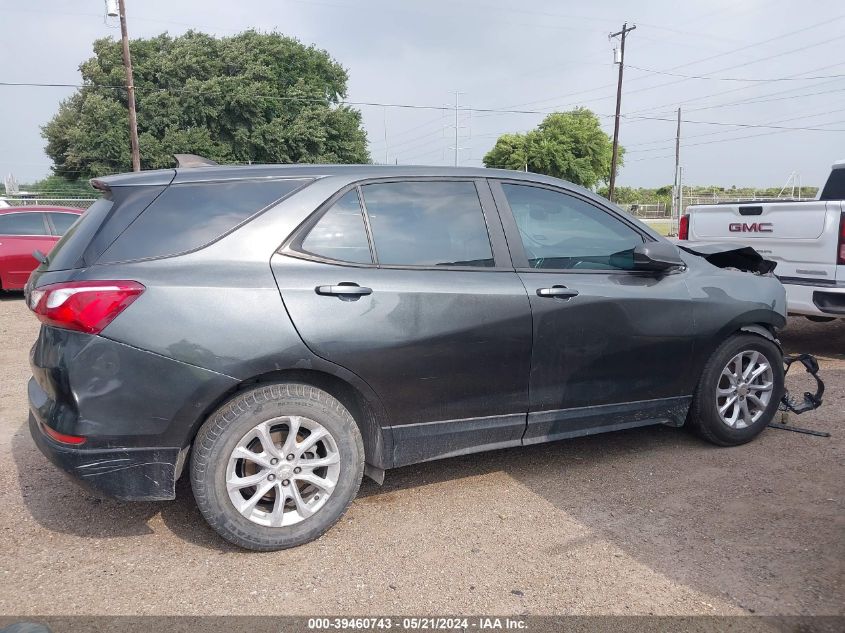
[632, 241, 684, 272]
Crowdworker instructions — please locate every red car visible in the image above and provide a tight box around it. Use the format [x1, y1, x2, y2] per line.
[0, 206, 83, 291]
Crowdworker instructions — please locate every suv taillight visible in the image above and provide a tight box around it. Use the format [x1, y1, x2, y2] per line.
[838, 213, 845, 265]
[28, 280, 145, 334]
[678, 214, 690, 240]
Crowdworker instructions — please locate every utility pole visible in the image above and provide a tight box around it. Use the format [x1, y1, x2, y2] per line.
[117, 0, 141, 171]
[383, 106, 389, 165]
[673, 107, 681, 233]
[453, 91, 460, 167]
[447, 91, 468, 166]
[678, 165, 684, 218]
[608, 22, 636, 202]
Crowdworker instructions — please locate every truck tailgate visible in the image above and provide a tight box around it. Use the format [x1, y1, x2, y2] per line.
[687, 200, 842, 283]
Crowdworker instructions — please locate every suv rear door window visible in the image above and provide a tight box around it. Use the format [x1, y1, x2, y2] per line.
[300, 190, 372, 264]
[360, 181, 494, 267]
[501, 183, 644, 270]
[0, 212, 49, 236]
[100, 179, 310, 263]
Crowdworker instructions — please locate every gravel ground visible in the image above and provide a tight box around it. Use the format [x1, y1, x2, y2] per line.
[0, 293, 842, 617]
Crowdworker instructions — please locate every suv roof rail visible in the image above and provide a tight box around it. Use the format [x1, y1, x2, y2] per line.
[174, 154, 219, 168]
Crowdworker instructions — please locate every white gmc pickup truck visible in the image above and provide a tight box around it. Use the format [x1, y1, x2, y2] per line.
[680, 160, 845, 320]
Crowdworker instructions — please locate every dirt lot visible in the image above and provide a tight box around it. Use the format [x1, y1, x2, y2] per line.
[0, 293, 842, 617]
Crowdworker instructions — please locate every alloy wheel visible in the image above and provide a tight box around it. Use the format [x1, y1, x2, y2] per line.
[225, 416, 341, 527]
[715, 350, 775, 430]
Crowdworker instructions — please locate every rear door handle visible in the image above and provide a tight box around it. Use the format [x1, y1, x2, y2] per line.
[536, 285, 579, 299]
[315, 283, 373, 298]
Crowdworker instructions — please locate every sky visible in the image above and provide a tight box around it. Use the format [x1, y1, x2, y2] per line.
[0, 0, 843, 188]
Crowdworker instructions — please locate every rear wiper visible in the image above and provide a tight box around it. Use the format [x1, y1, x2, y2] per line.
[32, 250, 49, 265]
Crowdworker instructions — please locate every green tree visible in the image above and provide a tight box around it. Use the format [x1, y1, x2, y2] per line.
[42, 30, 370, 180]
[483, 108, 618, 188]
[654, 185, 673, 208]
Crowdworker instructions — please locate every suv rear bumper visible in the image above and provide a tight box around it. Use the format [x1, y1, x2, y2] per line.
[784, 282, 845, 317]
[27, 325, 238, 500]
[29, 408, 182, 501]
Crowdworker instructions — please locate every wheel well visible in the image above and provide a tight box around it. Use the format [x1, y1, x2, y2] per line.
[188, 369, 390, 470]
[739, 323, 781, 349]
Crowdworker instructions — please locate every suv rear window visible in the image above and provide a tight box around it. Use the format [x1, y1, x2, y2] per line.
[100, 179, 310, 263]
[47, 198, 115, 271]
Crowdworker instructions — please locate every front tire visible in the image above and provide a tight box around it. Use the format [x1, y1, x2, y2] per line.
[190, 382, 364, 551]
[687, 334, 784, 446]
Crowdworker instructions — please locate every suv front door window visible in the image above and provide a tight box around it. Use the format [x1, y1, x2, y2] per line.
[502, 182, 644, 270]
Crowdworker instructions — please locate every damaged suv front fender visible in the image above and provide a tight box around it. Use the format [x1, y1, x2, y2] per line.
[680, 244, 787, 380]
[677, 241, 778, 276]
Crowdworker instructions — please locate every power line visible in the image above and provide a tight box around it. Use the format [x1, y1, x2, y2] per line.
[622, 60, 845, 119]
[377, 128, 449, 158]
[604, 36, 844, 117]
[5, 80, 845, 133]
[627, 65, 845, 82]
[473, 14, 845, 118]
[626, 119, 845, 162]
[623, 115, 845, 133]
[367, 113, 445, 148]
[685, 82, 845, 113]
[0, 81, 493, 113]
[625, 105, 845, 151]
[387, 76, 845, 158]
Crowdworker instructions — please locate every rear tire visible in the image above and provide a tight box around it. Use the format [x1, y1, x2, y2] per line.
[190, 382, 364, 551]
[687, 334, 784, 446]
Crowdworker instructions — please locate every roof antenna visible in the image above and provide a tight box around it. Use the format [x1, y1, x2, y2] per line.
[174, 154, 218, 168]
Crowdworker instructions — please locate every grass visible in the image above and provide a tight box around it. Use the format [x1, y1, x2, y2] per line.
[639, 219, 673, 236]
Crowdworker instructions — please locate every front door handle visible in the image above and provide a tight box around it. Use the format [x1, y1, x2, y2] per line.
[315, 283, 373, 298]
[536, 285, 579, 299]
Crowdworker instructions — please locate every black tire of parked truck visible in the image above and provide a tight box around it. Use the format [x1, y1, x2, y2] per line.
[687, 334, 785, 446]
[191, 382, 365, 551]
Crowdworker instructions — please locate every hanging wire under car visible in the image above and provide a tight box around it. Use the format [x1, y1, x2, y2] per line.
[770, 353, 829, 437]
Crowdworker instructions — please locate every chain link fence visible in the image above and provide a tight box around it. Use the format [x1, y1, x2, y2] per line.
[618, 202, 670, 219]
[0, 197, 98, 210]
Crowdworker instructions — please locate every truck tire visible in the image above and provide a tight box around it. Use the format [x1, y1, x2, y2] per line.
[687, 334, 784, 446]
[191, 382, 364, 551]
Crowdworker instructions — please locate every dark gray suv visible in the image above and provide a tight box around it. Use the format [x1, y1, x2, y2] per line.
[26, 165, 787, 550]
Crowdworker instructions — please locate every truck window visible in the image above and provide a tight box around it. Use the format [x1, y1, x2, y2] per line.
[819, 169, 845, 201]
